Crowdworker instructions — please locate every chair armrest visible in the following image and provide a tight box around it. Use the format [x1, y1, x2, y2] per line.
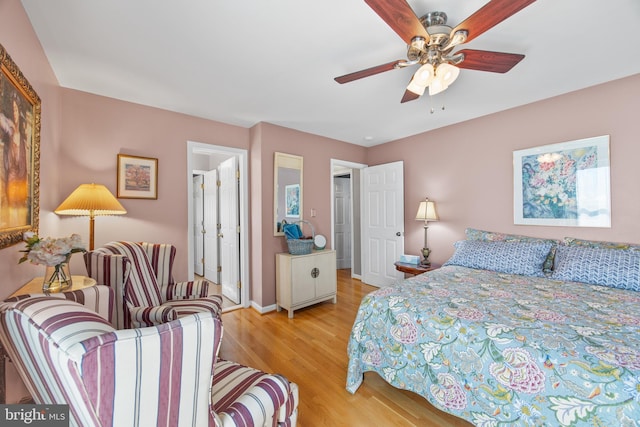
[162, 279, 213, 299]
[3, 285, 114, 324]
[162, 296, 223, 320]
[128, 305, 177, 328]
[215, 373, 292, 427]
[84, 250, 131, 329]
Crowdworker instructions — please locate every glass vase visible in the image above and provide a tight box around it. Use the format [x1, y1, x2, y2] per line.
[42, 262, 72, 292]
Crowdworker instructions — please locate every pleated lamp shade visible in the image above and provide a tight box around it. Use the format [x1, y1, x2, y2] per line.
[415, 200, 439, 222]
[55, 183, 127, 249]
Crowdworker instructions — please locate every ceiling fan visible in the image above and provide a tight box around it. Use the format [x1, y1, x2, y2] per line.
[335, 0, 537, 102]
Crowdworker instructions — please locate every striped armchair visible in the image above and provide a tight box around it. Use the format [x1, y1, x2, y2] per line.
[0, 294, 299, 427]
[84, 241, 222, 329]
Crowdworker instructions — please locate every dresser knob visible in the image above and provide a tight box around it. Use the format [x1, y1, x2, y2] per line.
[311, 268, 319, 278]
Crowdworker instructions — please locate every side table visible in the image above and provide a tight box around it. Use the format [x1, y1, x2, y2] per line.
[1, 275, 97, 403]
[8, 275, 97, 299]
[394, 261, 440, 276]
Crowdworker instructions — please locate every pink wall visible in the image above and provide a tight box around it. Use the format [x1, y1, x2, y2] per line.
[0, 0, 64, 403]
[57, 89, 250, 280]
[367, 74, 640, 266]
[253, 123, 367, 309]
[0, 1, 64, 296]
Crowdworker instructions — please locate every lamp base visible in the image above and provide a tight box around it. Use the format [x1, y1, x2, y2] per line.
[420, 247, 431, 267]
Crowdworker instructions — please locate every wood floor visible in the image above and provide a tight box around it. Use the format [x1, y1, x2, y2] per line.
[218, 269, 473, 427]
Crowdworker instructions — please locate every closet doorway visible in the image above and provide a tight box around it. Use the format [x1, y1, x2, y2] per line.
[330, 159, 365, 280]
[187, 142, 250, 310]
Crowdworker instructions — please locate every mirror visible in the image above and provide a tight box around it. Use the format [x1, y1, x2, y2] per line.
[274, 152, 303, 236]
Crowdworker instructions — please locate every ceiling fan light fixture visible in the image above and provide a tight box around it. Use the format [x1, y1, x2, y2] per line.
[428, 77, 448, 96]
[413, 63, 435, 86]
[436, 63, 460, 86]
[407, 63, 434, 95]
[428, 62, 459, 96]
[406, 80, 426, 96]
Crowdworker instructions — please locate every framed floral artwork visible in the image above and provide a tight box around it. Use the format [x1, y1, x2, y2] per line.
[117, 154, 158, 199]
[0, 43, 41, 249]
[513, 135, 610, 227]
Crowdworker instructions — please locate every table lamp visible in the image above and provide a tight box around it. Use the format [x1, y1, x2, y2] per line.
[55, 183, 127, 250]
[415, 198, 439, 267]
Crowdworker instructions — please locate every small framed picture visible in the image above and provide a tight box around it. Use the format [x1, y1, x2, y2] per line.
[117, 154, 158, 199]
[285, 183, 300, 218]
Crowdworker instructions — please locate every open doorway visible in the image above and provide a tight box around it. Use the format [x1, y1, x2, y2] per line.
[330, 159, 406, 286]
[330, 159, 366, 280]
[187, 142, 250, 311]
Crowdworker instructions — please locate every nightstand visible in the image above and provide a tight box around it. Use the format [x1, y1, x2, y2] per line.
[394, 261, 440, 276]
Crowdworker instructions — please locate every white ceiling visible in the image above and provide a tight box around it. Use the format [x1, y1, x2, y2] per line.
[21, 0, 640, 147]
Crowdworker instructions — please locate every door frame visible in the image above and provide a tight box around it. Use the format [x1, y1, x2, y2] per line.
[192, 174, 205, 276]
[201, 169, 219, 285]
[330, 159, 367, 280]
[186, 141, 250, 309]
[218, 156, 241, 304]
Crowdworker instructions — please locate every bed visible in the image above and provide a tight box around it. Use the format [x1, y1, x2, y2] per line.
[347, 230, 640, 426]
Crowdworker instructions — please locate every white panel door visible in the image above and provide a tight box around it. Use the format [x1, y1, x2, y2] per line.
[362, 161, 404, 287]
[193, 175, 204, 276]
[203, 170, 218, 283]
[334, 176, 352, 269]
[219, 157, 240, 304]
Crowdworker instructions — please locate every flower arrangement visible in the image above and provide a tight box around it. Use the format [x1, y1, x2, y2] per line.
[19, 232, 86, 266]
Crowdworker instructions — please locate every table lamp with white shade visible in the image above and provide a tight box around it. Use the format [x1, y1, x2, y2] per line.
[415, 198, 439, 267]
[55, 183, 127, 250]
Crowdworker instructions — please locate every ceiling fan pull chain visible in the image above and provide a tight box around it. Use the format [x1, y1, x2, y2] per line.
[427, 93, 446, 114]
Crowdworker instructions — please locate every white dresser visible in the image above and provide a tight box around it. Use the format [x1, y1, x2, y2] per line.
[275, 250, 337, 318]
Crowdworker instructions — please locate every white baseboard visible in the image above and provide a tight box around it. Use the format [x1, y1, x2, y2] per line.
[250, 300, 278, 314]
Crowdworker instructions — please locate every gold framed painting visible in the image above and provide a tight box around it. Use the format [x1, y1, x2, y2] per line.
[0, 43, 41, 249]
[117, 154, 158, 199]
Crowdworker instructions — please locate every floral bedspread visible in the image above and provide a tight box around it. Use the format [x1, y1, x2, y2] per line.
[346, 266, 640, 426]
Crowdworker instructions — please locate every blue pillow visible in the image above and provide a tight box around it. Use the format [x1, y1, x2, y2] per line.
[444, 240, 552, 277]
[465, 228, 559, 274]
[551, 245, 640, 291]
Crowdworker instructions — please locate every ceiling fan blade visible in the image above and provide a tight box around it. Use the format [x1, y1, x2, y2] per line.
[400, 75, 421, 103]
[400, 90, 420, 103]
[365, 0, 429, 44]
[455, 49, 525, 73]
[452, 0, 536, 44]
[334, 60, 403, 84]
